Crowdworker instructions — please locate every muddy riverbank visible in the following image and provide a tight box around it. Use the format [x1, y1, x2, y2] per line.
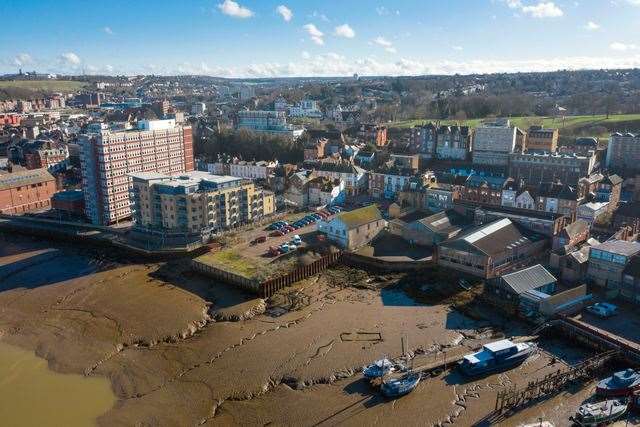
[0, 234, 624, 426]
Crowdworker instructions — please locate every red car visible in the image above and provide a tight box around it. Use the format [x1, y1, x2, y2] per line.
[253, 235, 267, 244]
[283, 225, 295, 233]
[270, 230, 285, 237]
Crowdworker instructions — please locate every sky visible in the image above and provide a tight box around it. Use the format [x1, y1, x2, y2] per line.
[2, 0, 640, 78]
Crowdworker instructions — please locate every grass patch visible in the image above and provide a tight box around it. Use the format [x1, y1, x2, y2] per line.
[195, 249, 259, 279]
[0, 80, 88, 92]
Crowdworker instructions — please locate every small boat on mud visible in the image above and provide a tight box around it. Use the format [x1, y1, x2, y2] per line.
[596, 369, 640, 397]
[381, 371, 420, 398]
[363, 358, 405, 379]
[459, 339, 536, 377]
[572, 399, 627, 426]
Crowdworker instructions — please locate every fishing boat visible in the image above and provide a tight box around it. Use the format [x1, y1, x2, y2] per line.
[572, 399, 627, 426]
[596, 369, 640, 397]
[630, 390, 640, 413]
[381, 371, 420, 398]
[459, 339, 536, 377]
[363, 358, 403, 379]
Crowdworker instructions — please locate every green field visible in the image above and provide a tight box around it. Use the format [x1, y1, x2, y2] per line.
[0, 80, 88, 94]
[389, 114, 640, 140]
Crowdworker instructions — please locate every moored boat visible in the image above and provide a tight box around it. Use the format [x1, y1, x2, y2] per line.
[596, 369, 640, 397]
[363, 358, 403, 379]
[572, 399, 627, 426]
[381, 371, 420, 398]
[459, 339, 536, 377]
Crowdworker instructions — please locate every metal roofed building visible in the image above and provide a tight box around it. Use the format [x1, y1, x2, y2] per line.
[436, 217, 547, 279]
[491, 264, 557, 300]
[587, 239, 640, 290]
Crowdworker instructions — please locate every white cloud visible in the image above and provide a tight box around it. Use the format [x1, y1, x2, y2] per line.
[500, 1, 563, 18]
[521, 2, 563, 18]
[60, 52, 81, 66]
[218, 0, 253, 18]
[304, 23, 324, 45]
[276, 5, 293, 22]
[373, 36, 393, 48]
[625, 0, 640, 5]
[104, 26, 114, 35]
[334, 24, 355, 38]
[610, 42, 637, 51]
[452, 45, 464, 51]
[301, 51, 311, 59]
[375, 6, 389, 15]
[584, 21, 600, 31]
[373, 36, 396, 54]
[13, 53, 33, 67]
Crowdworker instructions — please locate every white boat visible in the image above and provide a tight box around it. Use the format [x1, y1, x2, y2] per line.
[459, 339, 536, 376]
[573, 399, 627, 426]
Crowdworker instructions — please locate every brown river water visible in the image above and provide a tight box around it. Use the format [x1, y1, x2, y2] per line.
[0, 341, 116, 427]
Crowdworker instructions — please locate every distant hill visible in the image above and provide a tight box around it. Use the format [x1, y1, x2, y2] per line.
[0, 80, 88, 100]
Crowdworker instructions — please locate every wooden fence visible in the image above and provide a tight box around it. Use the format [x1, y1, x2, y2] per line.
[259, 251, 343, 298]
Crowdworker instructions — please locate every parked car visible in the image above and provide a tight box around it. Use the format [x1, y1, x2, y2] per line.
[310, 213, 322, 220]
[283, 225, 295, 233]
[279, 243, 290, 253]
[585, 302, 618, 318]
[267, 246, 280, 257]
[252, 235, 267, 245]
[270, 230, 285, 237]
[288, 244, 297, 251]
[292, 235, 302, 245]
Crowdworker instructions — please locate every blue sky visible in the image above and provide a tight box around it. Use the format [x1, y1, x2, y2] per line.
[2, 0, 640, 77]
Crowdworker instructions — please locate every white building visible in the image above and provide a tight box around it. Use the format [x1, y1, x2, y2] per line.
[472, 120, 517, 166]
[79, 119, 194, 225]
[289, 99, 323, 118]
[237, 110, 304, 140]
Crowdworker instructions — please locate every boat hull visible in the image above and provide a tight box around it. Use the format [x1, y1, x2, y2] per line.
[459, 347, 535, 377]
[596, 384, 640, 397]
[381, 374, 420, 398]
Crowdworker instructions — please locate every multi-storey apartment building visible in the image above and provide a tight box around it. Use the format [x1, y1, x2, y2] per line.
[79, 119, 194, 225]
[130, 171, 275, 234]
[472, 120, 517, 166]
[526, 126, 559, 152]
[606, 132, 640, 173]
[508, 151, 596, 185]
[410, 123, 437, 159]
[236, 110, 304, 140]
[436, 125, 472, 160]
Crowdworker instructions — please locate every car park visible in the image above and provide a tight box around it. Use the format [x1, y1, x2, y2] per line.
[292, 235, 302, 245]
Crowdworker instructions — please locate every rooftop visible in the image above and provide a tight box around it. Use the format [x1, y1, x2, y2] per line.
[0, 168, 54, 191]
[592, 240, 640, 257]
[334, 204, 383, 230]
[500, 264, 556, 295]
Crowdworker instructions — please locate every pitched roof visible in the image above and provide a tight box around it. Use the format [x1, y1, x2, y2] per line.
[563, 219, 589, 240]
[439, 218, 542, 257]
[335, 205, 383, 230]
[418, 209, 468, 234]
[500, 264, 556, 295]
[0, 168, 55, 191]
[592, 240, 640, 257]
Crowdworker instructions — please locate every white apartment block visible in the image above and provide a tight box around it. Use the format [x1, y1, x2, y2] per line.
[472, 121, 517, 166]
[79, 119, 194, 225]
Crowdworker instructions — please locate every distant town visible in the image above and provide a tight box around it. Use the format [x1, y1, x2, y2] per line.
[2, 68, 640, 426]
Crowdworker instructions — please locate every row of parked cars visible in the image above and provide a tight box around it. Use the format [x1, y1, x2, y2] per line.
[268, 235, 302, 256]
[267, 206, 342, 237]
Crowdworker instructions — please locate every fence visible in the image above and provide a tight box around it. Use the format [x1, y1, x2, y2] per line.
[259, 251, 343, 298]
